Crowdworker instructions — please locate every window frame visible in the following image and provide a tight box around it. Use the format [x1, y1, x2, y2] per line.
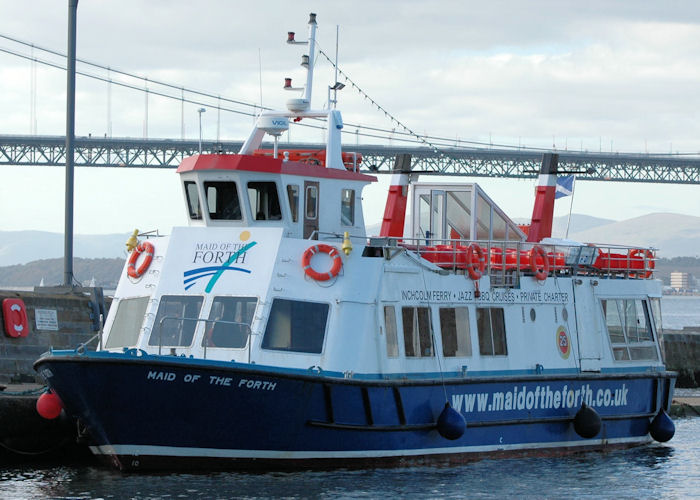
[476, 307, 507, 356]
[261, 298, 330, 354]
[184, 181, 202, 220]
[104, 296, 149, 349]
[247, 181, 282, 221]
[401, 306, 434, 358]
[148, 295, 204, 348]
[601, 298, 659, 362]
[341, 188, 355, 226]
[203, 296, 258, 349]
[204, 181, 243, 221]
[439, 306, 472, 357]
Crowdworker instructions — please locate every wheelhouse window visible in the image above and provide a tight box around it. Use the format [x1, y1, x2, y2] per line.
[287, 184, 299, 222]
[248, 181, 282, 221]
[402, 306, 433, 357]
[601, 299, 658, 361]
[148, 295, 204, 347]
[262, 299, 329, 354]
[205, 181, 242, 220]
[341, 189, 355, 226]
[477, 307, 507, 355]
[185, 181, 202, 220]
[203, 297, 257, 348]
[305, 185, 318, 219]
[105, 296, 149, 349]
[384, 305, 399, 357]
[439, 307, 472, 357]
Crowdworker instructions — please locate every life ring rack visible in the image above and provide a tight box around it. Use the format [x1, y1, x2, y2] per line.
[127, 241, 155, 279]
[302, 244, 343, 281]
[465, 243, 486, 281]
[530, 245, 549, 281]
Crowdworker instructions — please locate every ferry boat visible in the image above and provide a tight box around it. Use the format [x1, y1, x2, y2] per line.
[34, 13, 676, 471]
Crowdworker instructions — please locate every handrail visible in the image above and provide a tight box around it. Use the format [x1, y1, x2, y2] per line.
[374, 237, 656, 283]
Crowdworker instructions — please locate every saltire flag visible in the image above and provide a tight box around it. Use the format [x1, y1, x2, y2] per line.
[555, 175, 575, 199]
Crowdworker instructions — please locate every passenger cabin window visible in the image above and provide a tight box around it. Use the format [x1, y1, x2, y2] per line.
[262, 299, 329, 354]
[105, 296, 149, 348]
[205, 181, 242, 220]
[341, 189, 355, 226]
[402, 306, 433, 357]
[384, 305, 399, 357]
[439, 307, 472, 357]
[148, 295, 203, 347]
[287, 185, 299, 222]
[203, 297, 257, 348]
[477, 307, 507, 355]
[185, 181, 202, 220]
[601, 299, 658, 361]
[248, 181, 282, 221]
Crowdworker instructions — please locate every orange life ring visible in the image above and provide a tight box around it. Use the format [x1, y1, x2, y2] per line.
[530, 245, 549, 281]
[628, 248, 654, 279]
[465, 243, 485, 281]
[302, 244, 342, 281]
[127, 241, 154, 279]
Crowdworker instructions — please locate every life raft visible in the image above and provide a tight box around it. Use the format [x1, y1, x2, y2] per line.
[127, 241, 155, 279]
[628, 248, 655, 279]
[302, 244, 343, 281]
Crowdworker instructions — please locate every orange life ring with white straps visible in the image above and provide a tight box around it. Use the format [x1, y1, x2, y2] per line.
[127, 241, 154, 279]
[530, 245, 549, 281]
[465, 243, 485, 281]
[302, 244, 342, 281]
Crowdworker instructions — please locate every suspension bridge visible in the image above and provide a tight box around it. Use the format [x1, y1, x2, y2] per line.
[1, 32, 700, 184]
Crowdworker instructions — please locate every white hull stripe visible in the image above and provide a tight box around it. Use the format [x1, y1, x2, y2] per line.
[90, 436, 650, 460]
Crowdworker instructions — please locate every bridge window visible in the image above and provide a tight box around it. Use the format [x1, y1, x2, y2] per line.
[477, 307, 507, 355]
[402, 306, 433, 357]
[341, 189, 355, 226]
[185, 181, 202, 220]
[305, 185, 318, 220]
[383, 305, 399, 357]
[440, 307, 472, 357]
[601, 299, 658, 361]
[205, 181, 242, 220]
[105, 296, 149, 349]
[287, 184, 299, 222]
[148, 295, 204, 347]
[262, 299, 329, 354]
[203, 296, 257, 348]
[248, 181, 282, 221]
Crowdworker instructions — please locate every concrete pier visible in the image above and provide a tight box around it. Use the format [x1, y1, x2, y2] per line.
[663, 328, 700, 388]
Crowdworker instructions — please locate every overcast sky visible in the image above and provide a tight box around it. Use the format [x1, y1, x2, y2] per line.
[0, 0, 699, 236]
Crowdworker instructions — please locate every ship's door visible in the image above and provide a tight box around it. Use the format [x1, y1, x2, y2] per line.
[303, 181, 319, 239]
[573, 279, 603, 371]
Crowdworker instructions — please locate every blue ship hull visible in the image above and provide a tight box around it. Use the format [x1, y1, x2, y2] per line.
[34, 351, 675, 471]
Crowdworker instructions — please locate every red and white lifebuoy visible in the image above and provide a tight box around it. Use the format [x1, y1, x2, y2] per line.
[628, 248, 654, 279]
[301, 244, 343, 281]
[127, 241, 155, 279]
[530, 245, 549, 281]
[465, 243, 485, 281]
[3, 298, 29, 338]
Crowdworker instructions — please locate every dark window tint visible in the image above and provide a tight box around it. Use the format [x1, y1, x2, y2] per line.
[262, 299, 329, 354]
[149, 295, 204, 347]
[185, 181, 202, 220]
[248, 181, 282, 221]
[287, 184, 299, 223]
[402, 306, 433, 357]
[203, 297, 257, 348]
[205, 181, 242, 220]
[477, 308, 507, 355]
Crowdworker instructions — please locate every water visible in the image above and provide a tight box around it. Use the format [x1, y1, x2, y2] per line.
[661, 296, 700, 330]
[0, 418, 698, 499]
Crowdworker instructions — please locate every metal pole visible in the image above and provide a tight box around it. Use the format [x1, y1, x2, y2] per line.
[64, 0, 78, 287]
[198, 107, 205, 153]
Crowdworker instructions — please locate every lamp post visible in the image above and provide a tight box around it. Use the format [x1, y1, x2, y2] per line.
[198, 107, 206, 153]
